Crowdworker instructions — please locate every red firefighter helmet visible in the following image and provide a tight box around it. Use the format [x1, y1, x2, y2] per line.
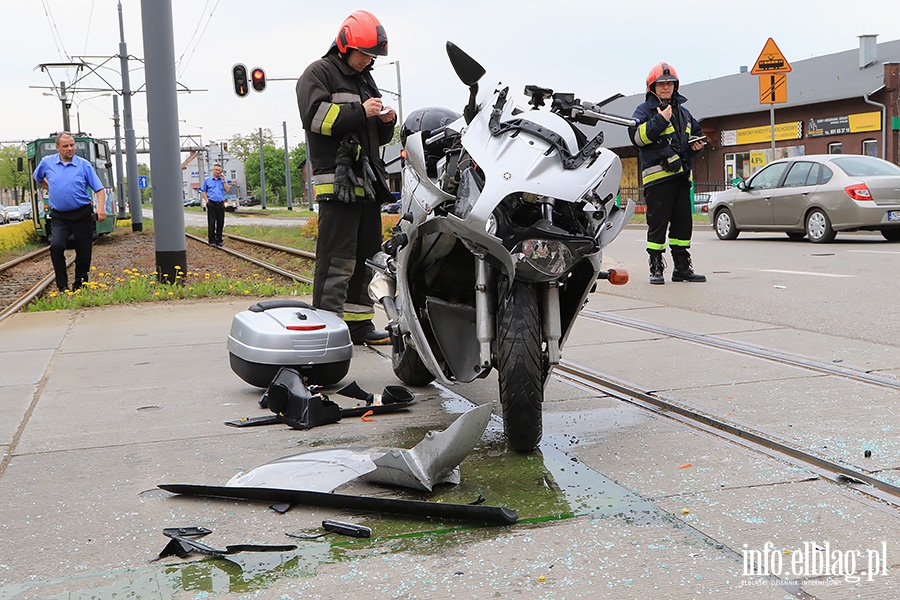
[336, 10, 388, 57]
[646, 62, 680, 92]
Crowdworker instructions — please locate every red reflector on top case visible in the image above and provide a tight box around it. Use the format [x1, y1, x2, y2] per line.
[286, 324, 327, 331]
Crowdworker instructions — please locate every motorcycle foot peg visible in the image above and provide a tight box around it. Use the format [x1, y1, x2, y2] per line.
[322, 519, 372, 539]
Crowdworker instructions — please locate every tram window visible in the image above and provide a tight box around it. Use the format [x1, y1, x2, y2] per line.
[862, 140, 878, 157]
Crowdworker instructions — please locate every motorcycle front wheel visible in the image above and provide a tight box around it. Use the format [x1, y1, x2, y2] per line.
[497, 281, 543, 452]
[391, 333, 437, 387]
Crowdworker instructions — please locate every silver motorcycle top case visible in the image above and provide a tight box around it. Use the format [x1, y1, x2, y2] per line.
[227, 300, 352, 388]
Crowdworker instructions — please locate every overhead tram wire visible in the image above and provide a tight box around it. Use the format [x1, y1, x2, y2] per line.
[176, 0, 222, 79]
[40, 0, 71, 62]
[82, 0, 96, 57]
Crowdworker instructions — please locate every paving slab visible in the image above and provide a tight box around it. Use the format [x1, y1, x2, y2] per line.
[1, 296, 899, 599]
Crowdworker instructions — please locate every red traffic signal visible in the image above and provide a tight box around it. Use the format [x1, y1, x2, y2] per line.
[250, 67, 266, 92]
[232, 63, 249, 98]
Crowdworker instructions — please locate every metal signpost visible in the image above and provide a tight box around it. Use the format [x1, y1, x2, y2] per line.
[751, 38, 792, 156]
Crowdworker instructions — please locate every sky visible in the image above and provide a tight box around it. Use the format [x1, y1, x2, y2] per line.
[2, 0, 898, 161]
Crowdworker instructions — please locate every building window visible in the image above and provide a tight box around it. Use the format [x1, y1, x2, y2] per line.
[231, 170, 237, 180]
[828, 142, 842, 154]
[862, 140, 878, 157]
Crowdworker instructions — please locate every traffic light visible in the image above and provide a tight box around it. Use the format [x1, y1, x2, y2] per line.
[251, 67, 266, 92]
[232, 63, 249, 98]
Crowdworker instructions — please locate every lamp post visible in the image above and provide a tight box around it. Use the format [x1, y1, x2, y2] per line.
[377, 60, 403, 127]
[73, 93, 112, 134]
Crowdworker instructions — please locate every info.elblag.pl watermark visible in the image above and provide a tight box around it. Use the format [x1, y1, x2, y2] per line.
[741, 541, 889, 584]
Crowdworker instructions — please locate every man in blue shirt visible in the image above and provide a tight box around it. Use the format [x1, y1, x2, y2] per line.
[33, 132, 107, 292]
[200, 163, 230, 247]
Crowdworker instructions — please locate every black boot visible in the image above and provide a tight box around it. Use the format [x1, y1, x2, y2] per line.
[671, 250, 706, 283]
[648, 251, 665, 285]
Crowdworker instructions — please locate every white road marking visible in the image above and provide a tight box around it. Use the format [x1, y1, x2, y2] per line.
[759, 269, 852, 278]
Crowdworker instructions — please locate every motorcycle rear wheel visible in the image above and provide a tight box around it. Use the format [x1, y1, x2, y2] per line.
[497, 281, 543, 452]
[391, 334, 436, 387]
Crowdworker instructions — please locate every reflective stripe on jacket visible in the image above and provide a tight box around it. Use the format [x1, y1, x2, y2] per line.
[628, 91, 703, 188]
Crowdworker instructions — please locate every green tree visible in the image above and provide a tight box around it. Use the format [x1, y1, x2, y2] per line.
[245, 144, 286, 203]
[228, 129, 275, 162]
[0, 145, 30, 202]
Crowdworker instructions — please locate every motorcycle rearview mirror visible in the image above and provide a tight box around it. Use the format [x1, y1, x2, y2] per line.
[446, 41, 485, 86]
[447, 41, 486, 124]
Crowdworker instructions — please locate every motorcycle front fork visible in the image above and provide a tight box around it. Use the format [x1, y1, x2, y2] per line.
[474, 258, 562, 371]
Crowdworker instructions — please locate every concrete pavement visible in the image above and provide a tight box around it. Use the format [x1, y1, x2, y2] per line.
[1, 294, 898, 599]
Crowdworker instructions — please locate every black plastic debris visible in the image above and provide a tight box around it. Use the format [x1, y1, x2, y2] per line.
[263, 367, 342, 430]
[155, 526, 296, 560]
[225, 373, 415, 428]
[159, 483, 519, 525]
[337, 380, 415, 407]
[286, 519, 373, 540]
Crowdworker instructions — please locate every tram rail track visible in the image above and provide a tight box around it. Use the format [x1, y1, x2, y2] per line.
[185, 233, 314, 285]
[554, 360, 900, 510]
[0, 246, 72, 323]
[580, 308, 900, 391]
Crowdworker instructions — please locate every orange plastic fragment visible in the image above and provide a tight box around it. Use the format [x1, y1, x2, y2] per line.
[678, 463, 692, 469]
[361, 410, 374, 422]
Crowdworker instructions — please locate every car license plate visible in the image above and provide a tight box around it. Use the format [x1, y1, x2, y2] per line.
[889, 211, 900, 222]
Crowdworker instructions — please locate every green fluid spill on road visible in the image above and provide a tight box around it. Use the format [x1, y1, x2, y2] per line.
[4, 401, 664, 598]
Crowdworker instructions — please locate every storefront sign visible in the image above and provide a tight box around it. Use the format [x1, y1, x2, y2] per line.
[720, 122, 803, 146]
[807, 112, 881, 137]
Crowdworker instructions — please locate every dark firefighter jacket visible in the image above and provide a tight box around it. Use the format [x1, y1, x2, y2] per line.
[628, 91, 703, 188]
[296, 45, 396, 202]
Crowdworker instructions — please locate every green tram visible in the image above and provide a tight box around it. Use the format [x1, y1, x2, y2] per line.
[26, 134, 118, 240]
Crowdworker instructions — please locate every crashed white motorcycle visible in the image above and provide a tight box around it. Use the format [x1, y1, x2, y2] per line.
[368, 42, 636, 452]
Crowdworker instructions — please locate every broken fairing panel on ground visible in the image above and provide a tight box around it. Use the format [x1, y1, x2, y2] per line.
[226, 403, 492, 492]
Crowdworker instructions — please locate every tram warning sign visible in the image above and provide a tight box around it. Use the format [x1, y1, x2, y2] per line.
[751, 38, 792, 75]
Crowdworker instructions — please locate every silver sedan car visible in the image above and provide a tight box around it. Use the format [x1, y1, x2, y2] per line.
[710, 154, 900, 243]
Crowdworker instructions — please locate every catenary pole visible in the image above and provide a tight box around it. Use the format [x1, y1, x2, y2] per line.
[283, 121, 293, 210]
[119, 0, 143, 231]
[141, 0, 186, 282]
[258, 127, 267, 209]
[112, 95, 127, 218]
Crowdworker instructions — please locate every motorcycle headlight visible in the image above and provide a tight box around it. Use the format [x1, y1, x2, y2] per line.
[512, 239, 576, 277]
[485, 213, 497, 236]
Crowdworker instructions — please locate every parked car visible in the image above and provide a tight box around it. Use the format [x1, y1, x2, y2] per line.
[183, 198, 202, 207]
[239, 197, 261, 207]
[0, 206, 9, 224]
[709, 154, 900, 243]
[693, 191, 724, 214]
[383, 201, 401, 214]
[5, 206, 23, 222]
[18, 202, 32, 219]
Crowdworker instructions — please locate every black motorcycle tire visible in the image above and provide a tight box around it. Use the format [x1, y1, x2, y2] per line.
[391, 334, 436, 387]
[497, 281, 543, 452]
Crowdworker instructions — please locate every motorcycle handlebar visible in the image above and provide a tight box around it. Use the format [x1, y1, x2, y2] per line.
[579, 103, 637, 127]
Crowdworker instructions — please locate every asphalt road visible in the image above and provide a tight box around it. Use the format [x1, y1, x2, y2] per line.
[600, 226, 899, 346]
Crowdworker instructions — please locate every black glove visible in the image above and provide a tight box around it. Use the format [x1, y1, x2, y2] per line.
[660, 154, 683, 173]
[334, 138, 359, 203]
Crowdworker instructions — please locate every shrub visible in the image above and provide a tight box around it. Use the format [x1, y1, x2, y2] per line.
[301, 214, 402, 242]
[0, 222, 39, 253]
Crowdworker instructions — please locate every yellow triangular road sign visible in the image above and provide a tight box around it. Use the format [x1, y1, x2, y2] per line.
[751, 38, 792, 75]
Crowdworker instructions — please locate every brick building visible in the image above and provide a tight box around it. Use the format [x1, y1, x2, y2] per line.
[596, 36, 900, 200]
